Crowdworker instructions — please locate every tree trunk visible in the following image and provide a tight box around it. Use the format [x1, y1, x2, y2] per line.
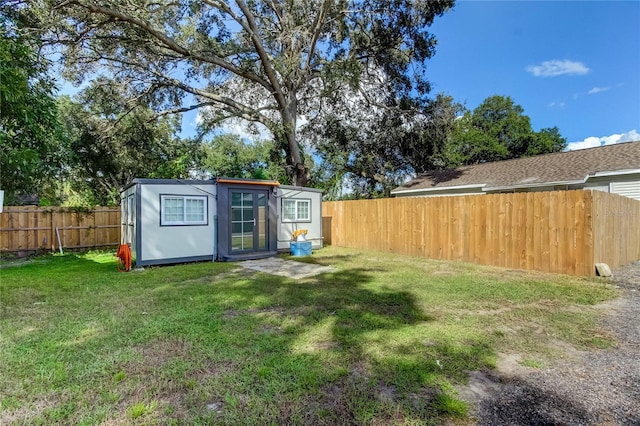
[282, 92, 310, 187]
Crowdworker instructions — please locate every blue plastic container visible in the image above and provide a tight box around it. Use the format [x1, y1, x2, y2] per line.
[290, 241, 312, 256]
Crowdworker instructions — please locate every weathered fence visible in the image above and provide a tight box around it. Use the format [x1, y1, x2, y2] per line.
[0, 206, 120, 256]
[322, 190, 640, 276]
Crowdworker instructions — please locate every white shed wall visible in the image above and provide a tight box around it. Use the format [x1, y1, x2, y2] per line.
[139, 183, 217, 263]
[276, 186, 323, 250]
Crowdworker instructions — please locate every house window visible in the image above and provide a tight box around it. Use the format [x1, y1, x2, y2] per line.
[161, 195, 207, 225]
[282, 199, 311, 222]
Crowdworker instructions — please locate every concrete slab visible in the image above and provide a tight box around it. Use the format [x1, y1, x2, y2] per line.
[239, 257, 336, 280]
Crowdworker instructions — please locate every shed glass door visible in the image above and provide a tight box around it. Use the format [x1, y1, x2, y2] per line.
[230, 190, 268, 252]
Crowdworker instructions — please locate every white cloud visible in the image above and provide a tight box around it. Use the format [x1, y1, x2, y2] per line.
[588, 86, 610, 94]
[567, 129, 640, 151]
[548, 101, 565, 108]
[526, 60, 590, 77]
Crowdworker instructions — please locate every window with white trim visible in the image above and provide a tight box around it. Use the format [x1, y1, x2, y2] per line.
[282, 199, 311, 222]
[161, 195, 207, 225]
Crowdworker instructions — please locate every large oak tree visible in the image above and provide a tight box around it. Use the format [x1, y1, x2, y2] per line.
[41, 0, 454, 186]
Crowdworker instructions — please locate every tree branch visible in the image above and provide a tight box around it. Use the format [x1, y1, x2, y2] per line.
[266, 0, 283, 28]
[75, 50, 276, 129]
[152, 102, 214, 119]
[235, 0, 287, 110]
[305, 0, 330, 71]
[63, 0, 274, 91]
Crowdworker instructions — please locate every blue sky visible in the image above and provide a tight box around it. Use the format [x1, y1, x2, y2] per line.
[425, 0, 640, 150]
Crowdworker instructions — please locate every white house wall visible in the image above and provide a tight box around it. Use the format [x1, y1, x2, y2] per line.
[276, 186, 323, 250]
[598, 174, 640, 200]
[611, 180, 640, 200]
[139, 183, 217, 264]
[575, 182, 609, 193]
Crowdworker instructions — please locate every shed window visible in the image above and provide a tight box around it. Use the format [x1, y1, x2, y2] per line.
[161, 195, 207, 225]
[282, 199, 311, 222]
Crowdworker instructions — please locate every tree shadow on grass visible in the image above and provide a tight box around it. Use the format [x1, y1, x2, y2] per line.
[196, 266, 493, 424]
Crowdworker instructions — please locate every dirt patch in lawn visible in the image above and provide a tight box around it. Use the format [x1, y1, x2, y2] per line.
[128, 338, 193, 370]
[456, 262, 640, 425]
[0, 397, 59, 425]
[185, 360, 237, 381]
[180, 268, 250, 285]
[107, 339, 238, 424]
[223, 306, 287, 320]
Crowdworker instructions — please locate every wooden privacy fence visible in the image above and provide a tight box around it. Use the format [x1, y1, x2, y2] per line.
[322, 190, 640, 276]
[0, 206, 120, 256]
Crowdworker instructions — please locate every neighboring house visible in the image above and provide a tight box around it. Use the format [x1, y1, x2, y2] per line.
[392, 141, 640, 200]
[120, 178, 323, 267]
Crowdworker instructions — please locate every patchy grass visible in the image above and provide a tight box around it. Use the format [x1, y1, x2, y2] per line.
[520, 359, 544, 369]
[0, 247, 617, 425]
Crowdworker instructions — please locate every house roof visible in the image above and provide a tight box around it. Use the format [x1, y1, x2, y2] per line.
[392, 140, 640, 194]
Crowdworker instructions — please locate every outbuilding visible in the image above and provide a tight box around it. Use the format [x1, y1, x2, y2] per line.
[120, 178, 323, 267]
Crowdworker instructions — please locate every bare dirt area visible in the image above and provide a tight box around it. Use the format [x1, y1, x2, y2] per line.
[458, 261, 640, 425]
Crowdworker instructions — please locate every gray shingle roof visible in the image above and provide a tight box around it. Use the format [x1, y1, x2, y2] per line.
[393, 141, 640, 193]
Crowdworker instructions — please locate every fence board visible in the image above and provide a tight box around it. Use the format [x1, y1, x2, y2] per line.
[592, 191, 640, 269]
[539, 193, 551, 273]
[1, 207, 120, 255]
[322, 190, 639, 276]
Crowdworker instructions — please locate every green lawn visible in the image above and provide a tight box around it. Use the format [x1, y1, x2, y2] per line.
[0, 247, 617, 425]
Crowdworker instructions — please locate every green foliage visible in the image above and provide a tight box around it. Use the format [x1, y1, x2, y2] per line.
[398, 94, 465, 173]
[201, 134, 284, 181]
[0, 9, 67, 203]
[57, 85, 200, 205]
[531, 126, 568, 156]
[307, 93, 463, 199]
[309, 110, 409, 199]
[445, 95, 567, 166]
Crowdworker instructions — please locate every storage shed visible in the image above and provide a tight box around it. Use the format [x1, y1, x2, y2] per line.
[120, 178, 323, 267]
